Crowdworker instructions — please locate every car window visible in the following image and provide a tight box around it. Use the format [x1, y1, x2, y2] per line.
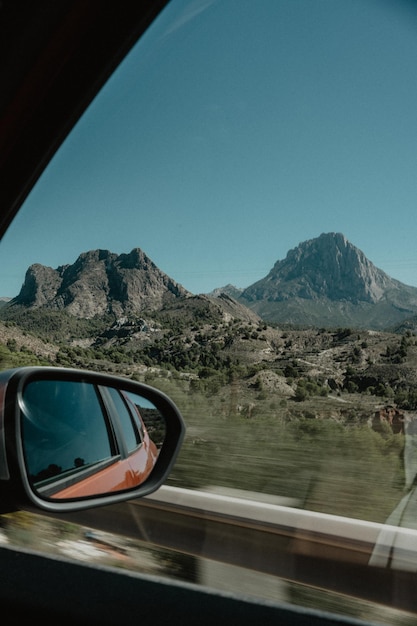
[105, 386, 141, 453]
[2, 0, 417, 623]
[124, 390, 167, 449]
[22, 380, 115, 486]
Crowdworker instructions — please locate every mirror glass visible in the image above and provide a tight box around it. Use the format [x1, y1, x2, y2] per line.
[20, 379, 166, 500]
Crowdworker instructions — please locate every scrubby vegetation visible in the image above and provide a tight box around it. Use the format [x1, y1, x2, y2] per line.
[1, 311, 416, 524]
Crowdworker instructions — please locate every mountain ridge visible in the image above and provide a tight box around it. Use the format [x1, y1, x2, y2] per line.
[7, 234, 417, 330]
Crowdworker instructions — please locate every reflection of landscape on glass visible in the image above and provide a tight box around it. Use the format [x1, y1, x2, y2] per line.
[153, 365, 409, 524]
[125, 391, 166, 449]
[22, 380, 114, 494]
[21, 380, 160, 499]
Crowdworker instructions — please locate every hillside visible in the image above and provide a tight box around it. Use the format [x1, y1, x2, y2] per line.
[2, 306, 417, 414]
[2, 237, 417, 408]
[2, 236, 417, 408]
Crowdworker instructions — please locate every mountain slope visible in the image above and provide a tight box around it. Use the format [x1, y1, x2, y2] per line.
[239, 233, 417, 329]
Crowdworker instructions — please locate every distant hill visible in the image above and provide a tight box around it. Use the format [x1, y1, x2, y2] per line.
[237, 233, 417, 329]
[209, 285, 244, 300]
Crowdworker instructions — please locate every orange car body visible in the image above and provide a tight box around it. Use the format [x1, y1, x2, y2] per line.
[53, 429, 158, 499]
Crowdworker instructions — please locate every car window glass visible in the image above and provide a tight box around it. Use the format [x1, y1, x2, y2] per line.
[2, 0, 417, 621]
[1, 0, 416, 523]
[106, 387, 141, 453]
[21, 380, 114, 485]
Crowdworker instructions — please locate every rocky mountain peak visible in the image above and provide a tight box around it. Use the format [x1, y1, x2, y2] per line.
[117, 248, 154, 270]
[242, 232, 394, 304]
[13, 248, 190, 318]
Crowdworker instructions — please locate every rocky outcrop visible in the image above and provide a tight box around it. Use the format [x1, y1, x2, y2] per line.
[13, 248, 190, 318]
[16, 263, 64, 307]
[372, 405, 405, 435]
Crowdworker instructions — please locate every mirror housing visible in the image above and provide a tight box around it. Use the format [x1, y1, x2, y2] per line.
[0, 367, 185, 512]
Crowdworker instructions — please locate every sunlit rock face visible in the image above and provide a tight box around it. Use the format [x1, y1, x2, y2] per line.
[242, 233, 397, 304]
[237, 233, 417, 329]
[13, 248, 190, 318]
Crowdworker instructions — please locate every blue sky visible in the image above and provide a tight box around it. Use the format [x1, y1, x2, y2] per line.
[1, 0, 417, 297]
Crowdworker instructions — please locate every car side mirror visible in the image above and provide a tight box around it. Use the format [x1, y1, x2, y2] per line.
[0, 367, 185, 512]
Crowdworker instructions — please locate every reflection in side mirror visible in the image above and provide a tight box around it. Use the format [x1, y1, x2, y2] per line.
[22, 381, 166, 500]
[0, 367, 185, 512]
